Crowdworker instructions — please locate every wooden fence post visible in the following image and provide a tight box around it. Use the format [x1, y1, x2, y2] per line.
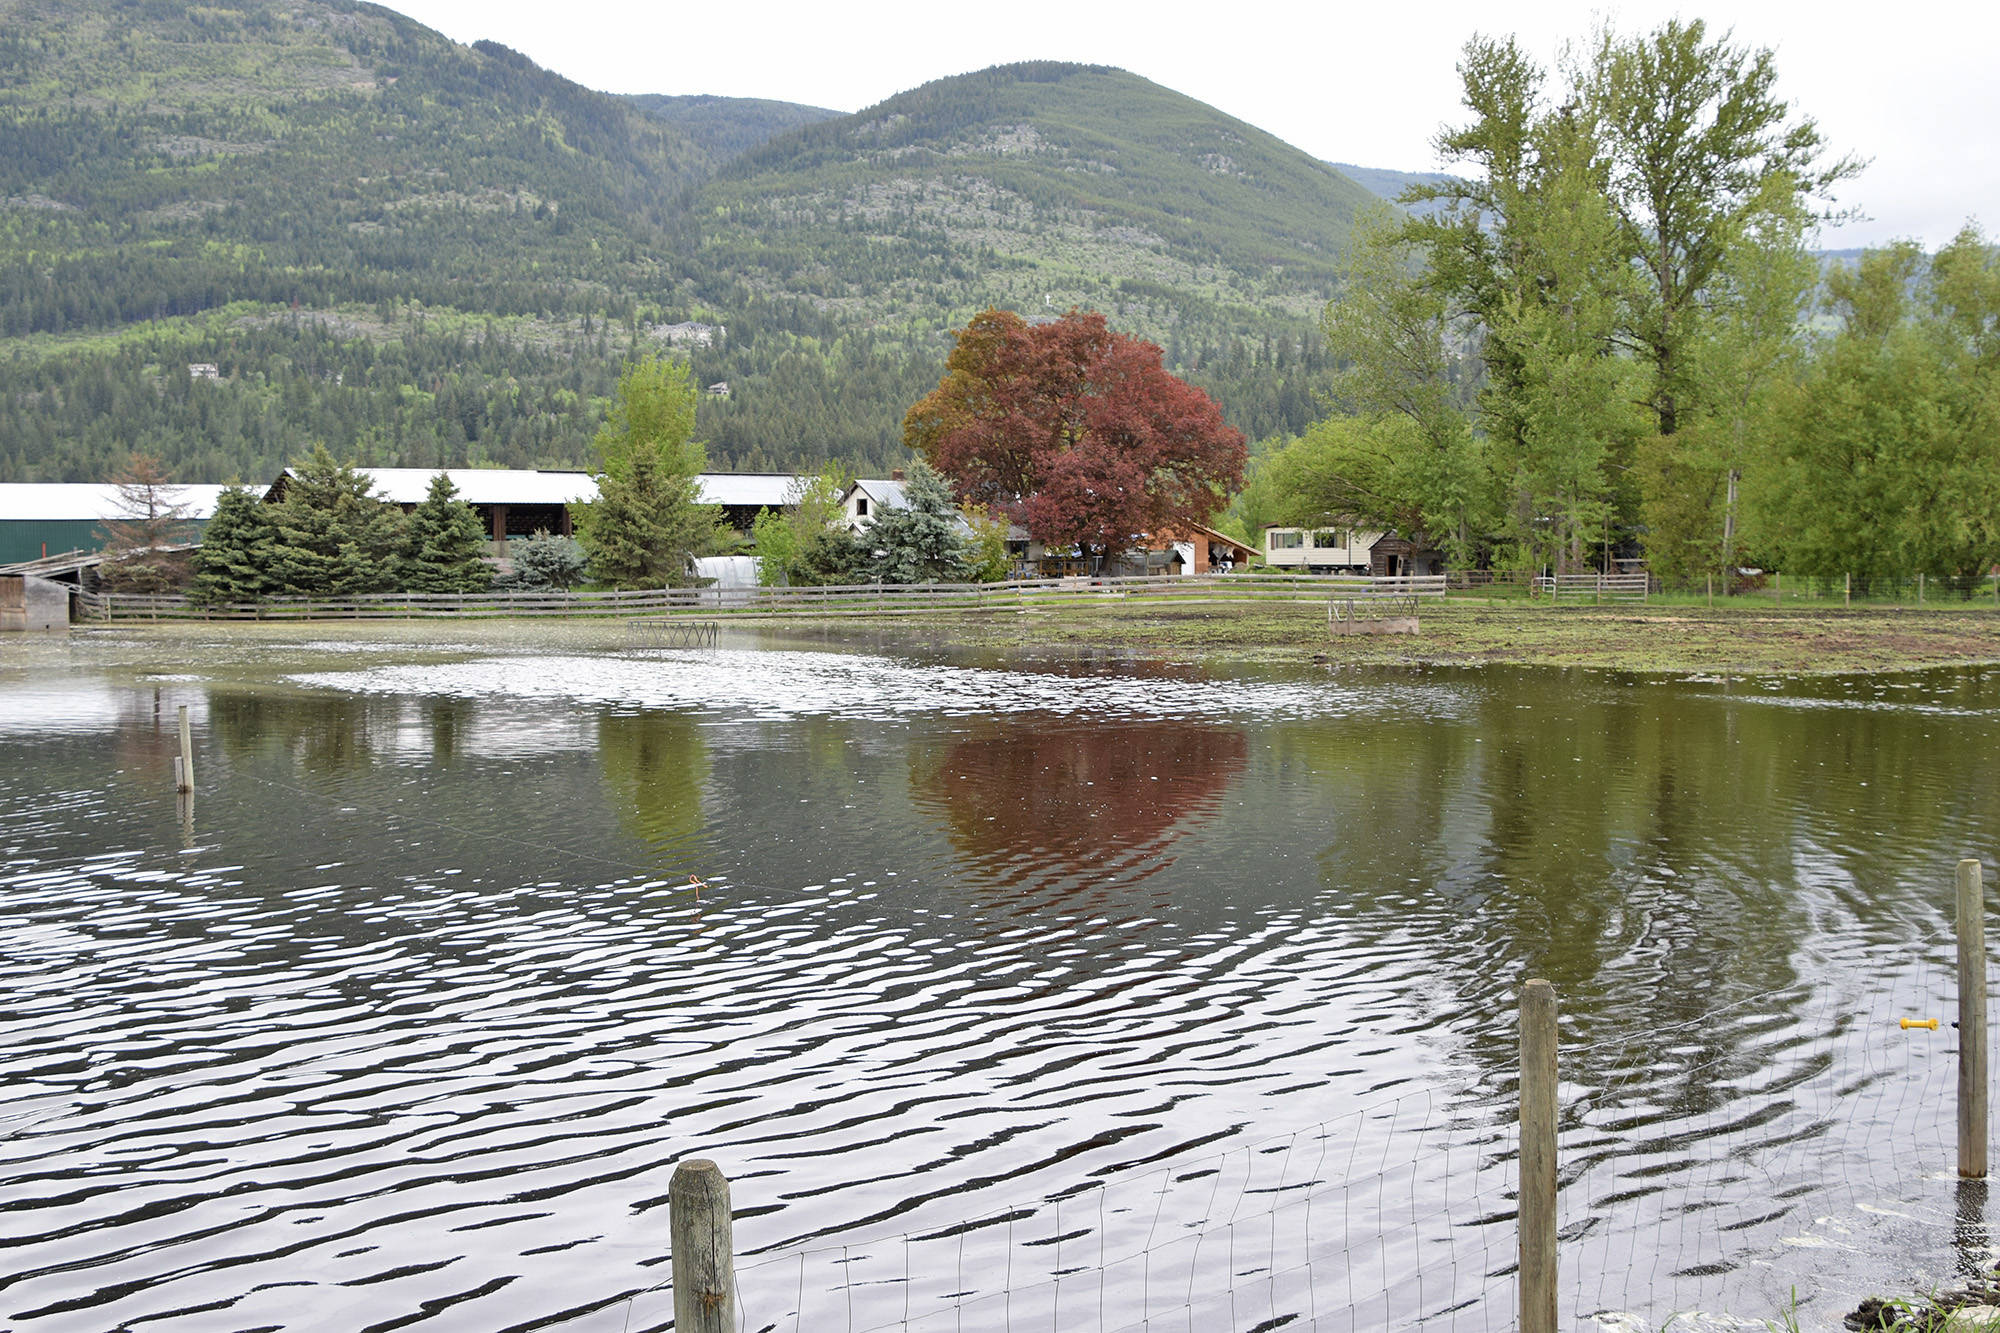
[1845, 572, 1851, 608]
[671, 1159, 735, 1332]
[1961, 860, 1989, 1179]
[176, 704, 194, 793]
[1520, 979, 1558, 1333]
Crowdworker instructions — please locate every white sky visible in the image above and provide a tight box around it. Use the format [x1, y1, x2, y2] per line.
[387, 0, 1994, 251]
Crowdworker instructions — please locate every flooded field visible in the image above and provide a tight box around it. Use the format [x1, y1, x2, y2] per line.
[2, 623, 1997, 1331]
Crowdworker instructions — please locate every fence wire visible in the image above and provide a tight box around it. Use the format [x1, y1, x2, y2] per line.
[576, 924, 1986, 1333]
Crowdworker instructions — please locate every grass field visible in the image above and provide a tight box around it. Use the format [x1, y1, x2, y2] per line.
[876, 598, 2000, 675]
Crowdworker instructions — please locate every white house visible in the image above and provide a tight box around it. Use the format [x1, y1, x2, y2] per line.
[1263, 523, 1383, 573]
[839, 475, 910, 532]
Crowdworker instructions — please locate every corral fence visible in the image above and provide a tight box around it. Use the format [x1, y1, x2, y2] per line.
[1325, 574, 1446, 635]
[1533, 571, 1651, 603]
[75, 573, 1450, 623]
[70, 570, 2000, 622]
[583, 858, 1994, 1333]
[1710, 571, 2000, 606]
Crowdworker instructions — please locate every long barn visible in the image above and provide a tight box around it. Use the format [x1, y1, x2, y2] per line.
[0, 484, 232, 566]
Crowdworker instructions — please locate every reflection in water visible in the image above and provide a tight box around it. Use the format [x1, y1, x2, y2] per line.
[212, 689, 380, 774]
[597, 710, 709, 872]
[910, 717, 1247, 901]
[3, 648, 2000, 1333]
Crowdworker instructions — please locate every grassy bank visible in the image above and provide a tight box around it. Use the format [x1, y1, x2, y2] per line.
[66, 596, 2000, 676]
[853, 598, 2000, 674]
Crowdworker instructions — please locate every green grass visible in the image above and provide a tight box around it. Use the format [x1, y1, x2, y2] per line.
[828, 597, 2000, 675]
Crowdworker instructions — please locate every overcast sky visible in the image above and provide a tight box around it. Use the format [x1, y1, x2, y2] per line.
[387, 0, 1992, 251]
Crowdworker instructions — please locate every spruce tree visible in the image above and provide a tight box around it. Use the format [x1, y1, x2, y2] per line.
[585, 454, 687, 589]
[506, 529, 588, 589]
[266, 444, 405, 595]
[863, 459, 973, 583]
[189, 486, 277, 605]
[574, 356, 727, 587]
[401, 473, 492, 593]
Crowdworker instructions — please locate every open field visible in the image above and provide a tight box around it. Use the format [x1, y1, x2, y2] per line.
[56, 594, 2000, 676]
[856, 598, 2000, 674]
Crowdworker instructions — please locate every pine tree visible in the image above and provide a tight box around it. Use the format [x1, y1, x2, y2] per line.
[189, 486, 277, 605]
[863, 459, 973, 583]
[401, 473, 492, 593]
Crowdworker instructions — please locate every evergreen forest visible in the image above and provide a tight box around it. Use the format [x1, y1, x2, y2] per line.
[0, 0, 1354, 484]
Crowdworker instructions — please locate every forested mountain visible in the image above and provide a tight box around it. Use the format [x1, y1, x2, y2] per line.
[627, 93, 841, 163]
[0, 2, 1365, 483]
[1329, 162, 1459, 219]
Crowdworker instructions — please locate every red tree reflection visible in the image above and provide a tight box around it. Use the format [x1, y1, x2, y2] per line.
[911, 718, 1248, 893]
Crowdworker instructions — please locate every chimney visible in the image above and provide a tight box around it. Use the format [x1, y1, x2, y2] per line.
[891, 468, 905, 482]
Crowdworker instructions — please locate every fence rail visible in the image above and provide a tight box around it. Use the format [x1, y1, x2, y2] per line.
[76, 573, 1452, 622]
[1534, 572, 1651, 602]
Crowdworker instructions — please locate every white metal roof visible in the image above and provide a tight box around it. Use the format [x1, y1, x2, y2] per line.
[336, 468, 599, 506]
[271, 468, 805, 510]
[847, 478, 910, 509]
[1, 469, 817, 522]
[693, 473, 801, 508]
[0, 483, 233, 522]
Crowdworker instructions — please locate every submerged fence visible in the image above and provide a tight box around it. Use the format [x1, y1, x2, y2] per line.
[577, 859, 1993, 1333]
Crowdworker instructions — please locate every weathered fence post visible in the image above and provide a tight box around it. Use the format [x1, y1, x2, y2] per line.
[671, 1158, 735, 1332]
[1846, 572, 1852, 608]
[1960, 860, 1989, 1179]
[1520, 978, 1558, 1333]
[176, 704, 194, 793]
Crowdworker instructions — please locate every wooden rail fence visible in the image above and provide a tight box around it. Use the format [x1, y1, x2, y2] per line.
[76, 573, 1452, 622]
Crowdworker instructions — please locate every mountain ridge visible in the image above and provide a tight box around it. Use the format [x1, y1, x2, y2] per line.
[0, 7, 1356, 482]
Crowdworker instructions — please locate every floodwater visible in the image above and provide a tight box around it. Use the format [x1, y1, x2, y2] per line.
[2, 623, 1997, 1332]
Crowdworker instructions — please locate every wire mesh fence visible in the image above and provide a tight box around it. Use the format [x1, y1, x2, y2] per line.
[571, 900, 1991, 1333]
[609, 1083, 1518, 1333]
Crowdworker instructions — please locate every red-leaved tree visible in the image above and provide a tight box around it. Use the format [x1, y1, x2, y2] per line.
[903, 309, 1247, 564]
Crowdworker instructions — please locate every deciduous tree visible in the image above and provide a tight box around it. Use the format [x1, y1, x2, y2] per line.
[904, 309, 1246, 567]
[573, 356, 726, 585]
[753, 464, 850, 587]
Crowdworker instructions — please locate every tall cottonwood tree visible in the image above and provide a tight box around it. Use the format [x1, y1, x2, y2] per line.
[1762, 230, 2000, 581]
[1319, 21, 1851, 579]
[1582, 19, 1858, 440]
[1319, 208, 1488, 562]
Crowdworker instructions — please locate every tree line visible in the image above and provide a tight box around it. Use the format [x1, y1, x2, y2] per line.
[174, 355, 1019, 603]
[1252, 20, 1999, 587]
